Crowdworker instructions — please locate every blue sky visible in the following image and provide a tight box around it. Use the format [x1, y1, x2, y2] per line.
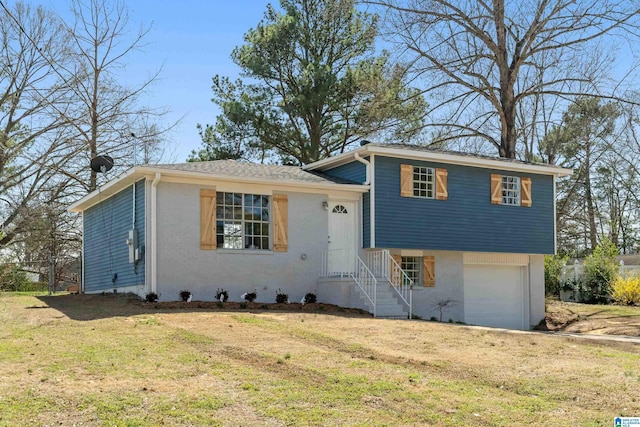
[42, 0, 272, 162]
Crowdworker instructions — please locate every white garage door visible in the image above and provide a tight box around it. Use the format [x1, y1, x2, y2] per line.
[464, 265, 525, 329]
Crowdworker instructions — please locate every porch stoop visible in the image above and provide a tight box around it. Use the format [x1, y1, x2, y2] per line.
[361, 280, 409, 319]
[317, 276, 409, 319]
[319, 249, 413, 319]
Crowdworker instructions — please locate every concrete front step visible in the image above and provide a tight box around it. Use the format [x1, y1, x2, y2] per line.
[357, 292, 408, 318]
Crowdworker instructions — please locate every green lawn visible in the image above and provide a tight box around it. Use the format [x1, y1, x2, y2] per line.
[1, 292, 639, 426]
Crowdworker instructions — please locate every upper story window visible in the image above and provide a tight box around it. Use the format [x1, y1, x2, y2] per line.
[490, 174, 532, 207]
[501, 176, 520, 206]
[413, 167, 435, 198]
[216, 192, 270, 250]
[400, 164, 447, 200]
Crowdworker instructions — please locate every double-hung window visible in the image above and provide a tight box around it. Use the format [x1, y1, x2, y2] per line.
[400, 164, 448, 200]
[490, 174, 532, 207]
[401, 256, 421, 283]
[501, 176, 520, 206]
[413, 166, 435, 198]
[216, 192, 270, 250]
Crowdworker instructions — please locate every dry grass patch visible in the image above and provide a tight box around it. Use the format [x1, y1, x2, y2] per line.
[0, 292, 639, 426]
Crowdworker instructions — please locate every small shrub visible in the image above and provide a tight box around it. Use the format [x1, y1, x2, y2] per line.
[303, 292, 317, 304]
[275, 288, 289, 304]
[215, 288, 228, 302]
[261, 304, 269, 310]
[145, 292, 158, 303]
[0, 263, 32, 292]
[581, 239, 618, 304]
[545, 254, 568, 297]
[242, 291, 257, 302]
[179, 290, 191, 302]
[433, 298, 459, 322]
[239, 302, 247, 309]
[429, 316, 438, 321]
[216, 301, 223, 308]
[610, 275, 640, 305]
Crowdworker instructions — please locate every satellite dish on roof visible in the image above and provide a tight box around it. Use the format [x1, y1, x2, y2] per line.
[90, 155, 114, 173]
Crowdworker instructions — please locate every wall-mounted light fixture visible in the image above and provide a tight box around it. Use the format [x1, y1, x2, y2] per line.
[322, 201, 329, 210]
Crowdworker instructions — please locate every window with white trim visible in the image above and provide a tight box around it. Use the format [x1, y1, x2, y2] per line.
[401, 256, 421, 283]
[413, 166, 434, 198]
[216, 192, 270, 249]
[501, 176, 521, 206]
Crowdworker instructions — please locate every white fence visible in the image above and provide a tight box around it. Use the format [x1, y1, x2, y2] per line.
[562, 263, 640, 282]
[560, 262, 640, 302]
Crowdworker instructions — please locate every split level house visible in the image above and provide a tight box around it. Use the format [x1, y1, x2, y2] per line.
[69, 143, 572, 330]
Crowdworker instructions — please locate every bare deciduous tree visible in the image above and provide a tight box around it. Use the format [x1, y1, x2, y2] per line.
[369, 0, 640, 158]
[64, 0, 172, 191]
[0, 2, 78, 248]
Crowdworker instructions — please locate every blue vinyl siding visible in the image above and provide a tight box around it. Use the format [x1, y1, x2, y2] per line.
[83, 180, 146, 291]
[323, 161, 366, 183]
[373, 156, 555, 254]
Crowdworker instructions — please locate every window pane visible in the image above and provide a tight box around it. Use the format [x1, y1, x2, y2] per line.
[252, 207, 262, 220]
[216, 193, 223, 203]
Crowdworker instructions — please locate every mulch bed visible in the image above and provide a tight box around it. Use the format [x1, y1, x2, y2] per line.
[135, 299, 371, 315]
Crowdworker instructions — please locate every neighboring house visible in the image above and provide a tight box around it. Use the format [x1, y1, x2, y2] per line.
[69, 143, 572, 330]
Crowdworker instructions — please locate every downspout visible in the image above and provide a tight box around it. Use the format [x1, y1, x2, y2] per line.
[354, 152, 371, 248]
[353, 152, 370, 185]
[151, 172, 161, 294]
[132, 179, 136, 230]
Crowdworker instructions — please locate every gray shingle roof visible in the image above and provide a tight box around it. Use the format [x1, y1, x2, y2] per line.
[149, 160, 359, 185]
[363, 142, 560, 169]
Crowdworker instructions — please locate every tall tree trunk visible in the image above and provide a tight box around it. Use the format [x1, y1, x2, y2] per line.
[493, 0, 517, 159]
[583, 149, 598, 250]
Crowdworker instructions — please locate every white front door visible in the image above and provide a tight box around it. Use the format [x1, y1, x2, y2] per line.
[327, 201, 356, 274]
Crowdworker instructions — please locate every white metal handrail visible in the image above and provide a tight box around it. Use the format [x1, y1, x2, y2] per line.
[321, 249, 377, 317]
[366, 250, 413, 319]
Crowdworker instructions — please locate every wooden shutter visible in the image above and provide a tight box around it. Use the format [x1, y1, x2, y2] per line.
[273, 194, 288, 252]
[521, 177, 532, 207]
[390, 254, 402, 286]
[423, 256, 435, 287]
[435, 168, 448, 200]
[200, 189, 216, 250]
[400, 164, 413, 197]
[490, 174, 502, 205]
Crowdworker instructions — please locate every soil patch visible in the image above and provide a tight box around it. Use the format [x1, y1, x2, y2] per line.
[538, 299, 640, 336]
